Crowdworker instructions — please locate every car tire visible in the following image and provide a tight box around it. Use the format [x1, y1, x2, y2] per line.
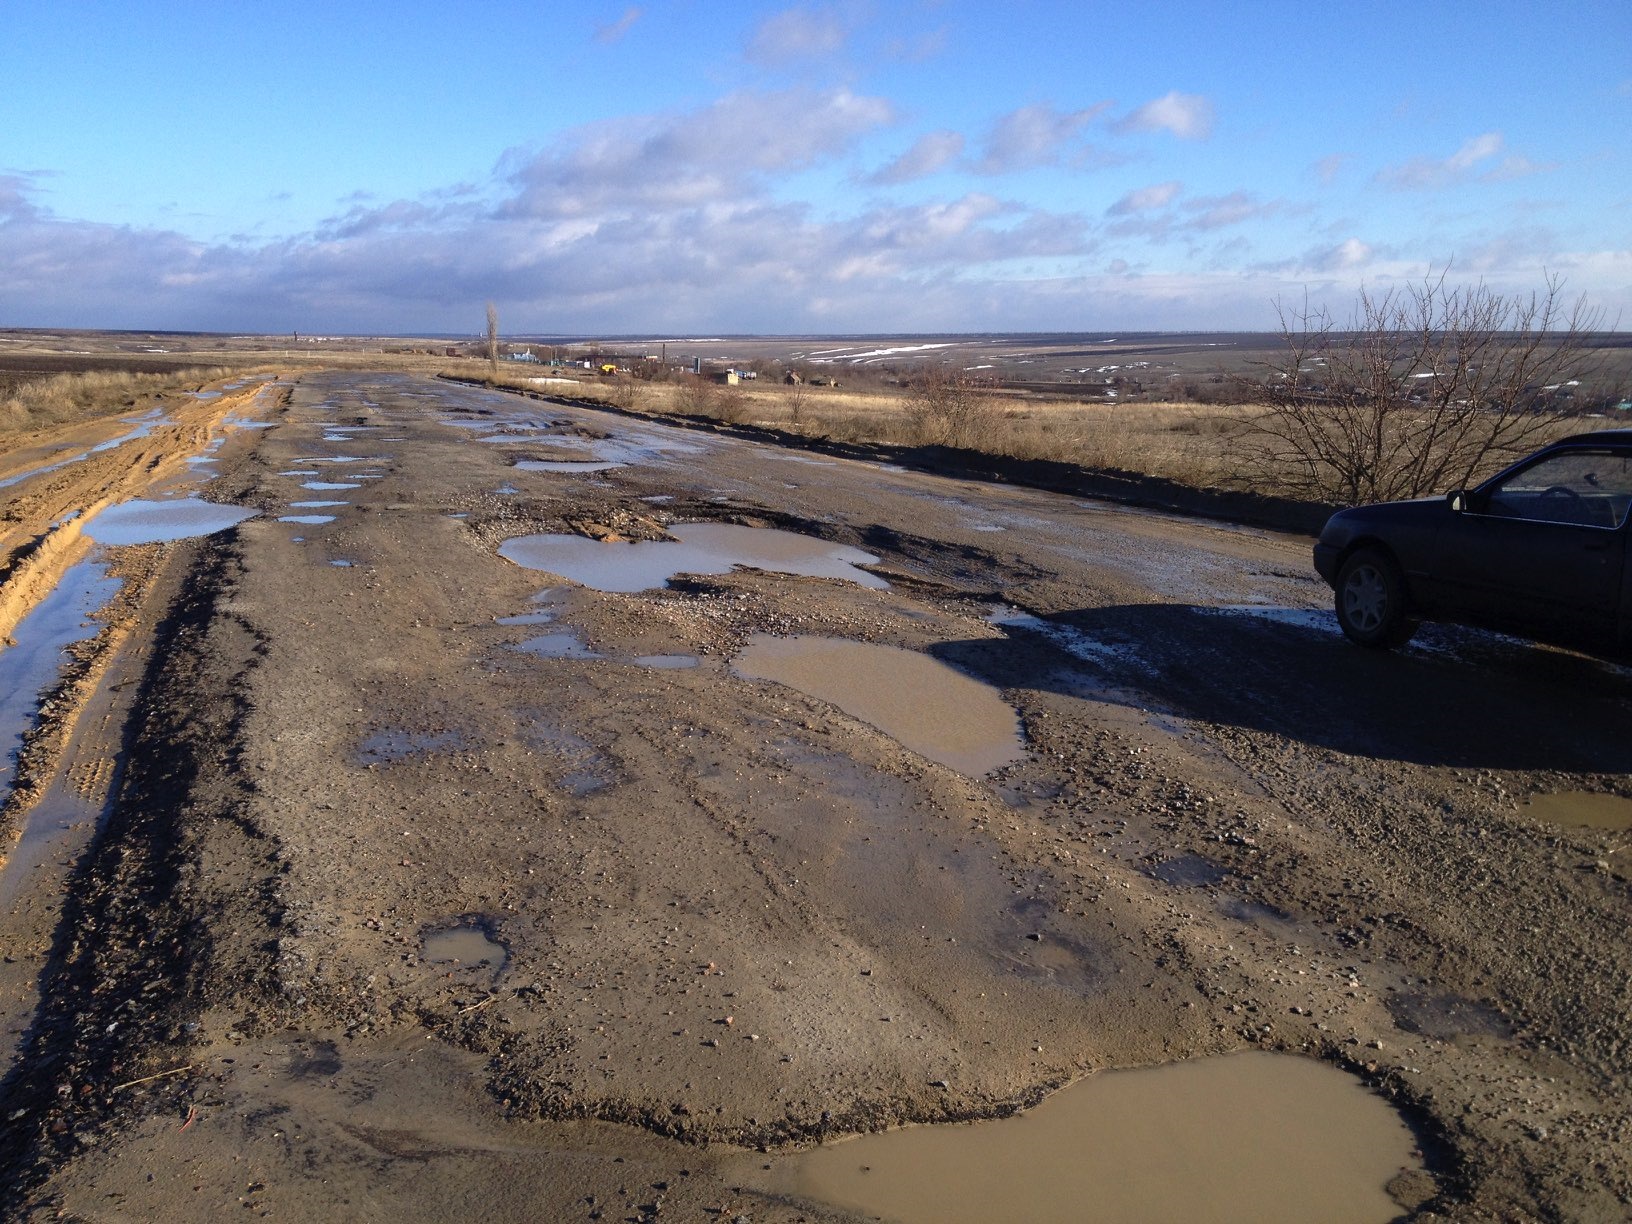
[1334, 548, 1417, 649]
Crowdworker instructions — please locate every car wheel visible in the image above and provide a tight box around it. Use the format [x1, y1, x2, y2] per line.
[1335, 548, 1417, 649]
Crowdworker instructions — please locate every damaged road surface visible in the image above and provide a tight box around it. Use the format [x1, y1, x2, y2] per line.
[2, 372, 1629, 1221]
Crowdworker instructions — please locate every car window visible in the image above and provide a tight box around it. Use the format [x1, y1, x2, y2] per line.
[1482, 449, 1632, 528]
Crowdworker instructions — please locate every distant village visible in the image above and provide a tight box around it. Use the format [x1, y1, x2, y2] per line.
[443, 342, 845, 387]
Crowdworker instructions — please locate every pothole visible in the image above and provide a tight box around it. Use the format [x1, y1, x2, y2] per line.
[85, 497, 258, 545]
[510, 632, 599, 660]
[632, 654, 700, 669]
[769, 1051, 1426, 1224]
[733, 635, 1024, 777]
[1522, 791, 1632, 831]
[497, 523, 886, 592]
[1150, 852, 1229, 887]
[515, 459, 626, 474]
[422, 923, 506, 974]
[356, 728, 471, 765]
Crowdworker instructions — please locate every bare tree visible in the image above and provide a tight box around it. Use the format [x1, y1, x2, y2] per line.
[676, 374, 718, 418]
[1234, 270, 1614, 504]
[485, 302, 500, 382]
[713, 383, 749, 425]
[905, 366, 999, 447]
[783, 379, 809, 430]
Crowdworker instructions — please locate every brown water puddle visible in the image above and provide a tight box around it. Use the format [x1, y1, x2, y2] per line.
[423, 926, 506, 972]
[497, 522, 886, 592]
[769, 1052, 1423, 1224]
[1523, 791, 1632, 832]
[734, 635, 1024, 776]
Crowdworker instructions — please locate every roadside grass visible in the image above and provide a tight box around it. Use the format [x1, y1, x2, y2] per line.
[0, 367, 249, 435]
[467, 367, 1259, 491]
[454, 365, 1609, 502]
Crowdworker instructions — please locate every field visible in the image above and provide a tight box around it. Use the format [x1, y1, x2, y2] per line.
[4, 326, 1630, 499]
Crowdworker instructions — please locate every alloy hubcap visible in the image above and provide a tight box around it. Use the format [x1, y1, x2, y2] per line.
[1343, 566, 1387, 632]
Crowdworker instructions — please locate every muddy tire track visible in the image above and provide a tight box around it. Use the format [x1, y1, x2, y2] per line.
[0, 534, 283, 1218]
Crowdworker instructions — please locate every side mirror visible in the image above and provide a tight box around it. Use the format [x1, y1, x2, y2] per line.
[1446, 489, 1469, 513]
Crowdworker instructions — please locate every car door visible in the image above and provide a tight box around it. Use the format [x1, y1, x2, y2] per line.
[1433, 447, 1631, 649]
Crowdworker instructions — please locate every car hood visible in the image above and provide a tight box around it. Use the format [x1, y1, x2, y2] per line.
[1319, 497, 1449, 543]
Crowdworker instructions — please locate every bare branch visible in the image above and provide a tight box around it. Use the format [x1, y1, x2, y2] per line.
[1232, 269, 1616, 504]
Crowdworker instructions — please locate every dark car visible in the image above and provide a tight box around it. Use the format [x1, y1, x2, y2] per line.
[1313, 430, 1632, 658]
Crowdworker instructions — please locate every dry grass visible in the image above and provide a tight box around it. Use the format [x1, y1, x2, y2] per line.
[0, 367, 248, 435]
[449, 366, 1608, 501]
[465, 367, 1261, 489]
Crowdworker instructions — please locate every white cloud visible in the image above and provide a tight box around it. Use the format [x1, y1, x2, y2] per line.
[1116, 91, 1214, 140]
[1313, 154, 1348, 185]
[886, 26, 948, 62]
[975, 102, 1111, 174]
[498, 88, 895, 219]
[1304, 237, 1374, 272]
[1180, 191, 1282, 231]
[745, 6, 848, 63]
[867, 130, 965, 184]
[1107, 181, 1182, 216]
[1448, 131, 1504, 172]
[1485, 153, 1553, 182]
[594, 6, 642, 44]
[0, 173, 45, 222]
[1376, 131, 1548, 190]
[0, 95, 1623, 337]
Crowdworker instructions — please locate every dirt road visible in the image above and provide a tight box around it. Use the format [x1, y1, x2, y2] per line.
[2, 371, 1629, 1221]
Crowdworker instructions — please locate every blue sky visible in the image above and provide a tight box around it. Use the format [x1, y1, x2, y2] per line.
[2, 0, 1628, 334]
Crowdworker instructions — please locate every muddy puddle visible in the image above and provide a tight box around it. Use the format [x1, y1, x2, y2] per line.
[85, 498, 257, 545]
[521, 715, 618, 795]
[632, 654, 699, 669]
[498, 523, 886, 592]
[768, 1051, 1423, 1224]
[422, 925, 506, 973]
[496, 610, 557, 626]
[496, 589, 568, 626]
[0, 409, 173, 492]
[1150, 852, 1230, 887]
[734, 635, 1024, 776]
[510, 632, 600, 660]
[0, 767, 100, 915]
[279, 515, 335, 525]
[302, 480, 361, 491]
[0, 559, 120, 803]
[515, 459, 625, 474]
[1522, 791, 1632, 832]
[357, 728, 470, 764]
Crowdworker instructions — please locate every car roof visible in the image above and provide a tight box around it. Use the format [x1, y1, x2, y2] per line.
[1552, 428, 1632, 448]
